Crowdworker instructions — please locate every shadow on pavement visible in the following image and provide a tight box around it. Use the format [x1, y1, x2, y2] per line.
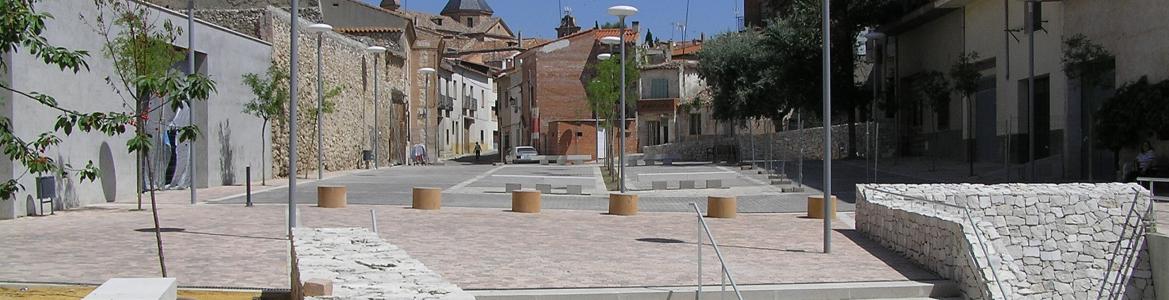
[835, 228, 941, 281]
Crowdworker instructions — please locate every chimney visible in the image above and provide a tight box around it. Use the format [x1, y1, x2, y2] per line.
[700, 32, 705, 42]
[631, 21, 640, 34]
[667, 41, 674, 62]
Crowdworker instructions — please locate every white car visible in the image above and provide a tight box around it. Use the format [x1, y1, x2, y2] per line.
[508, 146, 539, 163]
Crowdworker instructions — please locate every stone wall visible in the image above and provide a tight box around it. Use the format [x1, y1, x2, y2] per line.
[643, 122, 893, 162]
[857, 183, 1155, 299]
[267, 7, 407, 177]
[291, 228, 472, 299]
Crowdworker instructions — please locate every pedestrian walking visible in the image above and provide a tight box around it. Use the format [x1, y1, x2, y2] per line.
[474, 142, 482, 162]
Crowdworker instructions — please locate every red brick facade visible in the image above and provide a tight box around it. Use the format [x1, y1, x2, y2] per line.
[512, 28, 639, 157]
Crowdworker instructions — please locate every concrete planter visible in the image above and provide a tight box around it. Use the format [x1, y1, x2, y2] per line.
[0, 198, 15, 220]
[1150, 232, 1169, 299]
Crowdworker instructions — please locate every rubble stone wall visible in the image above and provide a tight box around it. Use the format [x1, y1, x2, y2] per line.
[643, 122, 893, 162]
[857, 183, 1154, 299]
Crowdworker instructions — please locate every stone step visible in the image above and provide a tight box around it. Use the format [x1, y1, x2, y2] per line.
[469, 280, 960, 300]
[771, 179, 793, 185]
[768, 174, 788, 180]
[782, 186, 805, 193]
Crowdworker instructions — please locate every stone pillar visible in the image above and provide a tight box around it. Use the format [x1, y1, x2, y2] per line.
[317, 185, 347, 208]
[511, 189, 541, 213]
[412, 187, 441, 210]
[608, 193, 639, 215]
[707, 196, 737, 218]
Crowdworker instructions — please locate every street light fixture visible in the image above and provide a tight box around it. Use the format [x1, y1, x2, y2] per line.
[419, 67, 437, 164]
[307, 23, 333, 180]
[366, 46, 387, 169]
[597, 53, 612, 60]
[606, 4, 636, 193]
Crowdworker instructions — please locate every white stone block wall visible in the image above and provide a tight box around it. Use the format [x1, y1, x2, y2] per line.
[292, 227, 474, 300]
[857, 183, 1155, 299]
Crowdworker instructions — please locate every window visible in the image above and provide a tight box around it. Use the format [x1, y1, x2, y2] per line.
[466, 17, 474, 28]
[689, 113, 702, 135]
[481, 90, 486, 108]
[650, 78, 669, 98]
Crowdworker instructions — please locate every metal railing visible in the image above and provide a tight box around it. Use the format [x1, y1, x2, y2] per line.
[1098, 187, 1153, 300]
[864, 188, 1009, 299]
[688, 202, 744, 300]
[1137, 177, 1169, 202]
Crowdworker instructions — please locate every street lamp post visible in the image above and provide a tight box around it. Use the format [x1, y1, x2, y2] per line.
[420, 68, 437, 164]
[606, 5, 637, 193]
[367, 46, 387, 168]
[307, 23, 333, 180]
[187, 0, 196, 205]
[288, 0, 301, 234]
[820, 0, 832, 254]
[597, 53, 612, 163]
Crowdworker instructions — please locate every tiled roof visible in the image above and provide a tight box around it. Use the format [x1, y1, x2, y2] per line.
[335, 27, 404, 33]
[441, 0, 494, 15]
[595, 28, 639, 43]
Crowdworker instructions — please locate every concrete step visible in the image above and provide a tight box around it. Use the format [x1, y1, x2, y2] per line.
[782, 186, 805, 193]
[771, 179, 793, 185]
[768, 174, 788, 180]
[468, 280, 960, 300]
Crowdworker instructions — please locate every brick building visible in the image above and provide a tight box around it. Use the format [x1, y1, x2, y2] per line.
[504, 26, 640, 159]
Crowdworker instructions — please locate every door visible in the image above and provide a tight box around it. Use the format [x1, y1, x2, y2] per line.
[975, 77, 998, 162]
[596, 127, 607, 159]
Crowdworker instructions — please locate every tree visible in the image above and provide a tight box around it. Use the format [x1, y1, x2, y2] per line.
[242, 63, 288, 185]
[914, 71, 950, 116]
[301, 85, 343, 178]
[91, 0, 217, 277]
[950, 52, 980, 175]
[644, 30, 654, 46]
[585, 53, 638, 176]
[1095, 77, 1169, 168]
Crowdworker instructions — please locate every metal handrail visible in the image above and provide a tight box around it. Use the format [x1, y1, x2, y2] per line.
[1136, 177, 1169, 202]
[865, 187, 1009, 299]
[689, 202, 744, 300]
[1098, 188, 1153, 300]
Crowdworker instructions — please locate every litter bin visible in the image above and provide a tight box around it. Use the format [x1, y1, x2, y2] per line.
[361, 150, 373, 168]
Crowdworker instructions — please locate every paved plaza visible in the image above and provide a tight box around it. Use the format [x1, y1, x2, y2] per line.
[0, 203, 936, 290]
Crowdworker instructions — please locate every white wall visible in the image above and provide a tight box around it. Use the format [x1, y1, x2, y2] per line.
[437, 64, 498, 158]
[2, 1, 270, 214]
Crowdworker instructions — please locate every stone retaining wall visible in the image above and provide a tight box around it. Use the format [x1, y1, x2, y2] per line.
[291, 227, 473, 300]
[643, 122, 892, 162]
[857, 183, 1154, 299]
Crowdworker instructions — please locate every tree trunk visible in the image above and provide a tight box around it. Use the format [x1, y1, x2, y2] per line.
[261, 119, 267, 186]
[144, 150, 167, 277]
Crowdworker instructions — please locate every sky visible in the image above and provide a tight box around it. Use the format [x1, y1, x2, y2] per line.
[363, 0, 743, 41]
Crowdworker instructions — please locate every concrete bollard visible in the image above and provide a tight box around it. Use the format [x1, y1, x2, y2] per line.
[511, 189, 541, 213]
[317, 185, 348, 208]
[412, 187, 442, 210]
[806, 195, 838, 219]
[608, 193, 639, 216]
[707, 196, 737, 218]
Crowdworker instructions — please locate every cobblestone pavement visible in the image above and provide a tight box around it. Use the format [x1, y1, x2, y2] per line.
[210, 163, 854, 213]
[0, 204, 936, 289]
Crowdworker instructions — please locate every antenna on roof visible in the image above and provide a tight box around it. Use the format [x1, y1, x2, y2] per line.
[564, 6, 573, 16]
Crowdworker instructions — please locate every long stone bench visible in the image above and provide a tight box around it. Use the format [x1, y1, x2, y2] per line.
[292, 228, 473, 300]
[494, 174, 595, 195]
[627, 153, 680, 166]
[83, 278, 176, 300]
[535, 155, 593, 165]
[637, 171, 736, 190]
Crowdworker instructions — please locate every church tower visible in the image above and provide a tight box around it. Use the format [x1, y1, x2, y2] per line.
[440, 0, 494, 28]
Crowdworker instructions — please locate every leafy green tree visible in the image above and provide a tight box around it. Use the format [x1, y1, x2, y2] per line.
[1095, 77, 1169, 167]
[913, 71, 950, 116]
[644, 30, 654, 46]
[92, 0, 217, 277]
[242, 63, 288, 185]
[301, 85, 343, 178]
[1062, 34, 1115, 177]
[586, 53, 638, 175]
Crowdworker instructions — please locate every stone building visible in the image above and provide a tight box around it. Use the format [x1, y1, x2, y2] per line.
[505, 27, 641, 158]
[1, 0, 270, 216]
[437, 60, 498, 158]
[866, 0, 1169, 181]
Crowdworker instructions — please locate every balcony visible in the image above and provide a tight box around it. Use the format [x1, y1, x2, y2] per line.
[438, 95, 454, 111]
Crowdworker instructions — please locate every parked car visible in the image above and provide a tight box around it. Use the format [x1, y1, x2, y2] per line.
[508, 146, 539, 163]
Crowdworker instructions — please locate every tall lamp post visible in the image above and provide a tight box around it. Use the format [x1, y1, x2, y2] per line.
[186, 0, 197, 205]
[307, 23, 333, 180]
[820, 0, 832, 254]
[419, 68, 437, 163]
[287, 0, 302, 234]
[367, 46, 387, 168]
[604, 5, 636, 193]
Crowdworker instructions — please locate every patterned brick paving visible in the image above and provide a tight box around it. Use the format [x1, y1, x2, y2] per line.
[0, 204, 936, 290]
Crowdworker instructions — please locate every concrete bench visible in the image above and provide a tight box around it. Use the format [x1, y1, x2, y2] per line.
[566, 154, 591, 164]
[637, 171, 736, 190]
[83, 278, 177, 300]
[494, 174, 596, 195]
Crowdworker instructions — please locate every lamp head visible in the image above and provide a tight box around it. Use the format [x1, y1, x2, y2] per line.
[306, 23, 334, 33]
[607, 5, 638, 17]
[366, 46, 387, 54]
[419, 67, 436, 75]
[600, 36, 621, 45]
[597, 53, 613, 60]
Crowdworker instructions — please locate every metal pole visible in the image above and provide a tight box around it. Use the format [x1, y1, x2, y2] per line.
[821, 0, 832, 254]
[288, 0, 300, 234]
[798, 111, 803, 188]
[697, 205, 703, 299]
[316, 33, 324, 180]
[246, 165, 253, 207]
[424, 76, 430, 164]
[618, 16, 628, 193]
[370, 209, 378, 233]
[373, 54, 380, 169]
[187, 0, 197, 205]
[1027, 0, 1037, 182]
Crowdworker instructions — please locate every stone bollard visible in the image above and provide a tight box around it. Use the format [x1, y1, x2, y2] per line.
[707, 196, 737, 218]
[608, 193, 639, 216]
[412, 187, 442, 210]
[511, 189, 541, 213]
[317, 185, 348, 208]
[806, 195, 838, 219]
[303, 278, 333, 297]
